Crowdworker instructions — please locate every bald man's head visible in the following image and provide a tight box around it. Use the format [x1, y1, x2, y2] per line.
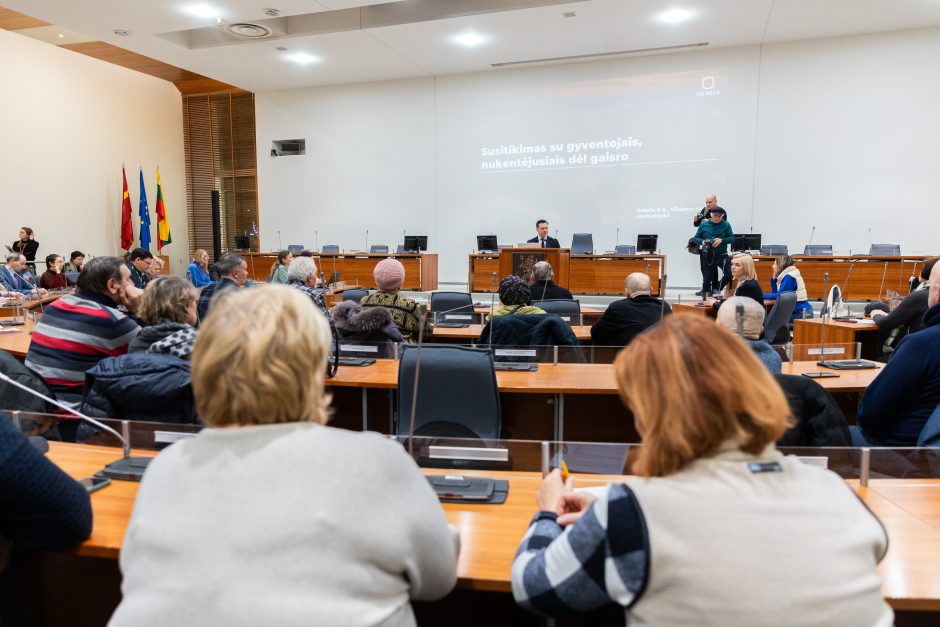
[705, 194, 717, 210]
[624, 273, 651, 297]
[717, 297, 765, 340]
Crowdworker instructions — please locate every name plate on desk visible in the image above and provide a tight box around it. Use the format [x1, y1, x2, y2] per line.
[429, 446, 509, 462]
[340, 344, 379, 353]
[494, 349, 537, 358]
[807, 347, 846, 356]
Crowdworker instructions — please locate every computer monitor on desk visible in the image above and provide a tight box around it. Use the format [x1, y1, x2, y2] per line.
[476, 235, 498, 253]
[403, 235, 428, 253]
[733, 234, 762, 252]
[636, 234, 658, 253]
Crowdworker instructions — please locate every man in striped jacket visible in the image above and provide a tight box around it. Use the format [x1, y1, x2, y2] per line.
[26, 257, 141, 438]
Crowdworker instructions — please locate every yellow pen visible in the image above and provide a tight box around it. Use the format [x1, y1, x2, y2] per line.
[560, 460, 570, 482]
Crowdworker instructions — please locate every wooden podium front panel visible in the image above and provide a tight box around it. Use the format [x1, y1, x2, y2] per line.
[469, 254, 501, 292]
[497, 249, 570, 288]
[568, 255, 665, 296]
[753, 256, 925, 301]
[313, 254, 437, 291]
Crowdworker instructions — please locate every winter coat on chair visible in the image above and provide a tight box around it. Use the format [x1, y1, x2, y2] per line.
[775, 374, 851, 447]
[479, 314, 584, 363]
[329, 300, 403, 359]
[80, 352, 197, 424]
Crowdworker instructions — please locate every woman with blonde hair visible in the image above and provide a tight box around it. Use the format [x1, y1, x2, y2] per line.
[706, 252, 763, 309]
[111, 286, 458, 626]
[186, 248, 212, 287]
[513, 316, 891, 626]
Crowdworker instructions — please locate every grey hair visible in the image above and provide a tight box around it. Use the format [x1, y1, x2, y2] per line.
[288, 256, 318, 282]
[215, 252, 245, 276]
[625, 272, 651, 295]
[532, 261, 552, 282]
[717, 296, 766, 340]
[5, 252, 23, 264]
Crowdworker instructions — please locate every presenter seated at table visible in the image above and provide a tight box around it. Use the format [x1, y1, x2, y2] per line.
[485, 275, 546, 323]
[854, 262, 940, 447]
[186, 249, 213, 288]
[590, 272, 670, 347]
[763, 254, 813, 321]
[529, 261, 572, 300]
[705, 253, 762, 310]
[360, 258, 422, 342]
[717, 297, 781, 374]
[513, 315, 891, 626]
[526, 218, 560, 248]
[866, 256, 937, 357]
[39, 253, 72, 290]
[109, 286, 459, 627]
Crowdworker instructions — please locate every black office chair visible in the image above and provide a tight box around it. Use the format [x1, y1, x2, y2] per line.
[615, 245, 636, 255]
[760, 245, 789, 256]
[322, 244, 340, 253]
[764, 291, 797, 344]
[342, 289, 370, 302]
[532, 299, 582, 326]
[775, 374, 851, 447]
[570, 233, 593, 255]
[396, 345, 501, 443]
[370, 245, 389, 254]
[869, 244, 901, 256]
[430, 292, 474, 321]
[803, 244, 833, 255]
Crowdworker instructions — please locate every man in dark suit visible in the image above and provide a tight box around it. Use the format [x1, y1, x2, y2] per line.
[526, 219, 560, 248]
[590, 273, 671, 347]
[529, 261, 572, 301]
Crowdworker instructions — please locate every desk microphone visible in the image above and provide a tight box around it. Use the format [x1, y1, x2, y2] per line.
[0, 371, 152, 481]
[868, 227, 872, 249]
[315, 229, 318, 252]
[365, 230, 369, 251]
[808, 225, 816, 246]
[660, 274, 668, 321]
[877, 261, 889, 301]
[616, 227, 620, 246]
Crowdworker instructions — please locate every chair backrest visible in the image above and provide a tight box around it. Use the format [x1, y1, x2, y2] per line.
[532, 299, 581, 325]
[430, 292, 474, 316]
[570, 233, 594, 255]
[774, 374, 851, 447]
[370, 245, 389, 254]
[342, 289, 369, 302]
[803, 244, 833, 255]
[395, 244, 405, 254]
[65, 271, 80, 283]
[396, 345, 500, 442]
[321, 244, 339, 253]
[287, 244, 305, 255]
[764, 291, 798, 343]
[869, 244, 901, 256]
[760, 245, 788, 256]
[917, 404, 940, 447]
[614, 245, 636, 255]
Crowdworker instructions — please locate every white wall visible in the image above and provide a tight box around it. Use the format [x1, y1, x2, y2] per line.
[0, 29, 188, 274]
[256, 26, 940, 288]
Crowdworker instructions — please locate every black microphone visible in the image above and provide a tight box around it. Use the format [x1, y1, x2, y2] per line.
[0, 372, 152, 481]
[315, 229, 318, 252]
[660, 274, 668, 321]
[808, 225, 816, 246]
[365, 229, 369, 251]
[616, 227, 620, 246]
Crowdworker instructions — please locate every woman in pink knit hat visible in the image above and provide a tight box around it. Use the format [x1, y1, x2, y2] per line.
[360, 258, 423, 341]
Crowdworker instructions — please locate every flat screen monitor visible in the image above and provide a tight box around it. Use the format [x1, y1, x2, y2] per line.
[733, 233, 761, 252]
[477, 235, 498, 252]
[403, 235, 428, 252]
[636, 234, 658, 253]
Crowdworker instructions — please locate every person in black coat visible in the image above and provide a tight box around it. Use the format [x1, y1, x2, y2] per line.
[526, 219, 560, 248]
[591, 273, 671, 347]
[529, 261, 573, 301]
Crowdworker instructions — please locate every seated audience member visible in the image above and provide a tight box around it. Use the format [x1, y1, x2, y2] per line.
[855, 262, 940, 446]
[128, 276, 198, 359]
[65, 250, 85, 274]
[287, 256, 330, 319]
[717, 296, 782, 373]
[512, 316, 891, 625]
[147, 257, 164, 279]
[0, 415, 92, 550]
[39, 254, 70, 290]
[764, 255, 814, 321]
[268, 250, 292, 284]
[706, 252, 763, 309]
[360, 258, 422, 341]
[529, 261, 573, 300]
[187, 249, 213, 288]
[590, 272, 670, 347]
[126, 248, 154, 289]
[109, 286, 458, 626]
[868, 256, 937, 356]
[330, 300, 403, 357]
[25, 257, 141, 437]
[485, 275, 546, 322]
[1, 253, 43, 295]
[196, 253, 247, 321]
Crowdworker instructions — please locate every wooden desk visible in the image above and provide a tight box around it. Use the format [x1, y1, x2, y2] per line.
[568, 254, 665, 296]
[672, 299, 775, 320]
[472, 304, 604, 325]
[40, 443, 940, 612]
[468, 254, 500, 292]
[792, 317, 881, 360]
[0, 319, 36, 358]
[432, 324, 593, 342]
[243, 252, 438, 291]
[753, 256, 927, 301]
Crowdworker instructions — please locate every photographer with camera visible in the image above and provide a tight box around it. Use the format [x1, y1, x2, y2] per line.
[693, 207, 734, 297]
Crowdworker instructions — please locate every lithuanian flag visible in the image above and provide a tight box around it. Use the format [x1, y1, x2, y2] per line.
[155, 167, 172, 250]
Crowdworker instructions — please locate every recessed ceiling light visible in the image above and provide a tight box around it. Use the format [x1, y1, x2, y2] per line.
[284, 52, 320, 65]
[113, 29, 131, 36]
[655, 8, 696, 24]
[452, 32, 487, 47]
[184, 4, 221, 20]
[263, 8, 281, 17]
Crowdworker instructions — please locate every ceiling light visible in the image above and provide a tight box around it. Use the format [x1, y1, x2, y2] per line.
[184, 4, 221, 20]
[452, 32, 487, 47]
[113, 29, 131, 36]
[655, 8, 696, 24]
[57, 33, 65, 39]
[216, 17, 223, 24]
[263, 8, 281, 17]
[284, 52, 320, 65]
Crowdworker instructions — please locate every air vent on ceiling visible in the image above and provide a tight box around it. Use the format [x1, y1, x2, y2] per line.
[226, 23, 273, 38]
[492, 42, 709, 67]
